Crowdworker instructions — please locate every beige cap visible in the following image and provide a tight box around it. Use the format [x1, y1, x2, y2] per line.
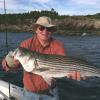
[34, 16, 56, 27]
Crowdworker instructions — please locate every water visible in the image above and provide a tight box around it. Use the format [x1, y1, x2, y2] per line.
[0, 32, 100, 100]
[56, 36, 100, 67]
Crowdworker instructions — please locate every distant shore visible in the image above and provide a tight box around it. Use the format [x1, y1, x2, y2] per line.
[0, 10, 100, 35]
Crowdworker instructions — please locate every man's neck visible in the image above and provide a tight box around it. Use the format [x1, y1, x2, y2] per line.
[38, 38, 50, 47]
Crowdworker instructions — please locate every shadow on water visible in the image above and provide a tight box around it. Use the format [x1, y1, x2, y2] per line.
[57, 77, 100, 100]
[0, 70, 23, 87]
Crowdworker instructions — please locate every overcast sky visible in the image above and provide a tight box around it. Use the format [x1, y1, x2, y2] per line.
[0, 0, 100, 15]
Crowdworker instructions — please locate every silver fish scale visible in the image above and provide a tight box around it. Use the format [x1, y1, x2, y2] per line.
[36, 54, 100, 76]
[37, 60, 100, 74]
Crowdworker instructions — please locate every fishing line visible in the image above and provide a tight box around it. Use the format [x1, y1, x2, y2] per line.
[4, 0, 11, 99]
[4, 0, 8, 53]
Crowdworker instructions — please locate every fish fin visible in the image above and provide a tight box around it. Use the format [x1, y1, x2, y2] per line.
[42, 76, 53, 86]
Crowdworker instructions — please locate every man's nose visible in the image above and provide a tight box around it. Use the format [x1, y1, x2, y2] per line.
[42, 29, 48, 34]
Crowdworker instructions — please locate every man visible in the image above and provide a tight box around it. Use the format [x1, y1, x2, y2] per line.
[2, 16, 82, 100]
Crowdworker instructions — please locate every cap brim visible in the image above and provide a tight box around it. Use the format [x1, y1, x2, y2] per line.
[34, 23, 56, 28]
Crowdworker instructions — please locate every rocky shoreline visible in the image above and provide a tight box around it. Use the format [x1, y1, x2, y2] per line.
[0, 17, 100, 35]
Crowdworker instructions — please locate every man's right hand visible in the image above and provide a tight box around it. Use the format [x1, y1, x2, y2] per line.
[6, 51, 15, 68]
[68, 71, 87, 81]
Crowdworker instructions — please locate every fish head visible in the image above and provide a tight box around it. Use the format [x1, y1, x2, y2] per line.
[13, 47, 30, 61]
[13, 47, 37, 72]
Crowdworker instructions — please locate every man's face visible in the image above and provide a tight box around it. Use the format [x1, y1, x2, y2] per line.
[36, 25, 54, 41]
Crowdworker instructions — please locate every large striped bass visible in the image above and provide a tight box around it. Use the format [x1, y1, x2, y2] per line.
[10, 47, 100, 80]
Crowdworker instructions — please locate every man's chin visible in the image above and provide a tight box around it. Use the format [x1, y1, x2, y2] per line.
[41, 37, 50, 41]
